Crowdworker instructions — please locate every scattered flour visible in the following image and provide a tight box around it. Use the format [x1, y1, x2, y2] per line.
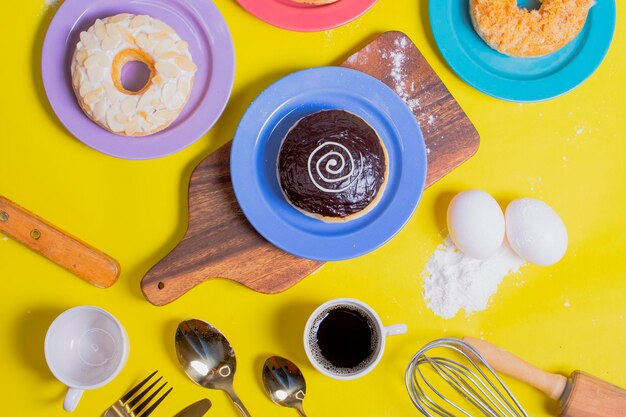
[528, 176, 542, 192]
[422, 237, 525, 319]
[388, 38, 420, 113]
[323, 30, 336, 49]
[406, 98, 420, 111]
[37, 0, 60, 16]
[39, 0, 59, 15]
[561, 294, 571, 308]
[355, 36, 440, 125]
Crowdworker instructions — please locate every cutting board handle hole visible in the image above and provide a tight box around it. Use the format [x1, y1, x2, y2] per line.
[157, 282, 165, 290]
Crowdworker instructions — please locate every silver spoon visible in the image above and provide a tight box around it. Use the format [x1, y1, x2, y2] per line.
[262, 356, 308, 417]
[175, 319, 252, 417]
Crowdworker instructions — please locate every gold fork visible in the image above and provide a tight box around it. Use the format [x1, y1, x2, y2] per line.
[104, 371, 173, 417]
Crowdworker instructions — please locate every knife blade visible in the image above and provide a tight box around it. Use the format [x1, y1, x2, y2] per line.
[173, 399, 212, 417]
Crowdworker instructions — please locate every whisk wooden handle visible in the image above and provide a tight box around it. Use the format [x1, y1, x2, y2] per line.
[463, 337, 568, 401]
[464, 338, 626, 416]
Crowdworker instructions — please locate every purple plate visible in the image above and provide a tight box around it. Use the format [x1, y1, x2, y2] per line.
[42, 0, 235, 159]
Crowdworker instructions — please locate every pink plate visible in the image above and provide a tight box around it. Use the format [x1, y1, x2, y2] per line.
[236, 0, 378, 32]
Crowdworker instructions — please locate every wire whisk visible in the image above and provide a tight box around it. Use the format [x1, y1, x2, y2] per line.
[405, 338, 529, 417]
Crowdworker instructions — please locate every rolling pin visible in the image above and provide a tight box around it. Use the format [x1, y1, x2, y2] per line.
[0, 196, 120, 288]
[464, 336, 626, 417]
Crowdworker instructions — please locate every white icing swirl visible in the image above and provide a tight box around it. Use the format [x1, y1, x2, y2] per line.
[307, 141, 363, 193]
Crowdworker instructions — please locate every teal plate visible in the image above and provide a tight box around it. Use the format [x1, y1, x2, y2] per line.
[430, 0, 616, 102]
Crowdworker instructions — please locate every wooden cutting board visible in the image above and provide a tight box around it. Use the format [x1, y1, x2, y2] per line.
[141, 31, 480, 306]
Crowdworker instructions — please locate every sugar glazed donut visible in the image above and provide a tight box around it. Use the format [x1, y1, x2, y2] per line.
[71, 14, 197, 136]
[470, 0, 595, 57]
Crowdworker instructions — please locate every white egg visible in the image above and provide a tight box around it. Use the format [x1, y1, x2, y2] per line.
[447, 190, 505, 259]
[505, 198, 568, 266]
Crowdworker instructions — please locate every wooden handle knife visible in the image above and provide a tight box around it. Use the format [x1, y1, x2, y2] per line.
[0, 195, 120, 288]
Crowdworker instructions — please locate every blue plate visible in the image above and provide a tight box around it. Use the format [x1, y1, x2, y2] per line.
[430, 0, 616, 102]
[230, 67, 427, 261]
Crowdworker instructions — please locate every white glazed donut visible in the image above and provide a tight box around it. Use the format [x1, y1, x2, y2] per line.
[71, 13, 197, 136]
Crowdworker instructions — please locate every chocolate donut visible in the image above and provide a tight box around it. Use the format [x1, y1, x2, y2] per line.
[277, 110, 388, 222]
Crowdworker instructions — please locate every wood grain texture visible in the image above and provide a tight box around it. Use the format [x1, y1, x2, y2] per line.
[342, 31, 480, 187]
[560, 371, 626, 417]
[0, 195, 120, 288]
[141, 31, 480, 306]
[141, 143, 322, 304]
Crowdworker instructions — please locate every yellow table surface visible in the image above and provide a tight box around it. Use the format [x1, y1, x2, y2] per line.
[2, 0, 625, 416]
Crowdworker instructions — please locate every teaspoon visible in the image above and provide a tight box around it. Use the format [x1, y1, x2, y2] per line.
[175, 319, 252, 417]
[262, 356, 307, 416]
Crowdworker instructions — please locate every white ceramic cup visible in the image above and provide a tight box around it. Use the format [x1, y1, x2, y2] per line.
[303, 298, 407, 380]
[44, 306, 129, 412]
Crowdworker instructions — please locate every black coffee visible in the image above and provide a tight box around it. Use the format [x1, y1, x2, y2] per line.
[313, 306, 376, 370]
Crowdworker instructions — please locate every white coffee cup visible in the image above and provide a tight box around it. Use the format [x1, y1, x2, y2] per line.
[303, 298, 407, 380]
[44, 306, 129, 412]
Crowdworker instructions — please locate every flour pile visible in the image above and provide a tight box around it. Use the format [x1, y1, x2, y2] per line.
[423, 237, 525, 319]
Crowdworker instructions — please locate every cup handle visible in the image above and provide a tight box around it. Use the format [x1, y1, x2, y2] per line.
[63, 387, 84, 412]
[384, 324, 408, 337]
